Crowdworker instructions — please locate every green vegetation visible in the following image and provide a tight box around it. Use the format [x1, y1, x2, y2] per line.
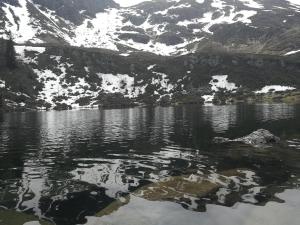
[0, 209, 53, 225]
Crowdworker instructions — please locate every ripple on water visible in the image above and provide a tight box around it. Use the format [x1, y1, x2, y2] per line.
[0, 104, 299, 225]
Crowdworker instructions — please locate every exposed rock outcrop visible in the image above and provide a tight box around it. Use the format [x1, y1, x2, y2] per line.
[213, 129, 280, 146]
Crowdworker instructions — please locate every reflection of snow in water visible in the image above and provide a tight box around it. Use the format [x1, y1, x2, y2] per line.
[85, 189, 300, 225]
[71, 158, 140, 198]
[255, 104, 295, 122]
[70, 145, 200, 198]
[203, 105, 237, 133]
[287, 139, 300, 150]
[16, 160, 49, 218]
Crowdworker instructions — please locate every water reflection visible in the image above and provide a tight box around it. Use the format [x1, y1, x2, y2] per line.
[203, 105, 237, 133]
[0, 104, 299, 225]
[85, 189, 300, 225]
[255, 103, 295, 122]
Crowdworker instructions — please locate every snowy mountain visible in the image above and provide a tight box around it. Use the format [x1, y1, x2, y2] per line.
[0, 0, 300, 56]
[0, 39, 299, 110]
[0, 0, 299, 111]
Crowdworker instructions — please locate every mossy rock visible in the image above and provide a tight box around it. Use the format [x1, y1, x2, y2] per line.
[96, 175, 220, 218]
[134, 175, 220, 201]
[0, 209, 53, 225]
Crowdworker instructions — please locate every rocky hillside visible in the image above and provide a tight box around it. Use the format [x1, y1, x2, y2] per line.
[0, 38, 299, 110]
[0, 0, 300, 56]
[0, 0, 299, 110]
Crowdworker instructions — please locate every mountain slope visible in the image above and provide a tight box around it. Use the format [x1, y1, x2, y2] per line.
[1, 40, 299, 110]
[0, 0, 299, 111]
[0, 0, 300, 56]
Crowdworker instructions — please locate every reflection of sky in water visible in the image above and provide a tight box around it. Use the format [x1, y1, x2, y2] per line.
[85, 189, 300, 225]
[203, 105, 237, 133]
[255, 104, 295, 122]
[0, 104, 300, 224]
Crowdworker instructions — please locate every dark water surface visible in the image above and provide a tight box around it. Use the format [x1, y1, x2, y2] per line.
[0, 104, 300, 225]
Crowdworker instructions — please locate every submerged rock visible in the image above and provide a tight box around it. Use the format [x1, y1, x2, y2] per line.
[0, 209, 53, 225]
[134, 175, 220, 201]
[96, 175, 221, 217]
[213, 129, 280, 146]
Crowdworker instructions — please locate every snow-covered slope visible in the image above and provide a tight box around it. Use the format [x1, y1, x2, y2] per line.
[1, 0, 300, 56]
[0, 40, 297, 110]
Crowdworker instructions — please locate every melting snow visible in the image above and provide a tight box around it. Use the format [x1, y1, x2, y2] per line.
[147, 64, 156, 70]
[23, 222, 41, 225]
[113, 0, 150, 7]
[202, 75, 237, 104]
[98, 73, 136, 97]
[2, 0, 42, 43]
[209, 75, 238, 92]
[0, 80, 5, 88]
[284, 49, 300, 56]
[33, 63, 100, 109]
[71, 9, 120, 51]
[238, 0, 263, 9]
[202, 94, 215, 103]
[15, 45, 46, 64]
[287, 0, 300, 7]
[255, 85, 296, 94]
[178, 8, 257, 34]
[151, 72, 174, 93]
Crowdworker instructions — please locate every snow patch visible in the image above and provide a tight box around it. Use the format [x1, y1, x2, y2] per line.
[147, 64, 156, 70]
[238, 0, 264, 9]
[202, 94, 215, 103]
[178, 9, 257, 34]
[23, 222, 41, 225]
[287, 0, 300, 7]
[113, 0, 150, 7]
[15, 46, 45, 64]
[98, 73, 140, 98]
[2, 0, 42, 43]
[255, 85, 296, 94]
[0, 80, 5, 88]
[151, 72, 174, 93]
[284, 49, 300, 56]
[209, 75, 238, 92]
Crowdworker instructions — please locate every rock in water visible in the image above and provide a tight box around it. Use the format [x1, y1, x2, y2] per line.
[213, 129, 280, 146]
[212, 137, 231, 144]
[235, 129, 280, 146]
[96, 175, 221, 217]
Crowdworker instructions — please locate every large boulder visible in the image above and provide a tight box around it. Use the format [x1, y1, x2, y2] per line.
[213, 129, 280, 146]
[235, 129, 280, 145]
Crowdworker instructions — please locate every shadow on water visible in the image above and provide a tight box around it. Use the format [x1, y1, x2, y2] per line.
[0, 104, 299, 225]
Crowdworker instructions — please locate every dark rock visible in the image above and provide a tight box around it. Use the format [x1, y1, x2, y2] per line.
[157, 32, 184, 46]
[235, 129, 280, 145]
[214, 129, 280, 147]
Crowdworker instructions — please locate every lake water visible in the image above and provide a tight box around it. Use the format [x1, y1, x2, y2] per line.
[0, 104, 300, 225]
